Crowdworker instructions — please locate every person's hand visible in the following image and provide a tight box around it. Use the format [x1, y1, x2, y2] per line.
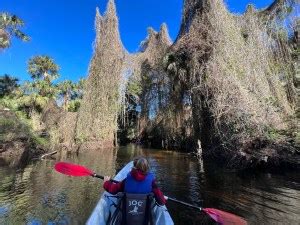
[104, 176, 111, 182]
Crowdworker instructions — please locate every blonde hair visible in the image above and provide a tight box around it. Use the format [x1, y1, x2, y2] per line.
[133, 157, 150, 174]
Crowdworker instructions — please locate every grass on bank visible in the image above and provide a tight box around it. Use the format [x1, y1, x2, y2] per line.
[0, 97, 49, 148]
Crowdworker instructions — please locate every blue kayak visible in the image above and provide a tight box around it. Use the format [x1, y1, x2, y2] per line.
[86, 161, 174, 225]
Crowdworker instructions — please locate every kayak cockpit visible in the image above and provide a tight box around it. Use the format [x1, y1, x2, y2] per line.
[86, 161, 174, 225]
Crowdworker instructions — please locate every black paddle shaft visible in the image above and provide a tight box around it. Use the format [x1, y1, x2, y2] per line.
[166, 196, 202, 211]
[92, 173, 119, 183]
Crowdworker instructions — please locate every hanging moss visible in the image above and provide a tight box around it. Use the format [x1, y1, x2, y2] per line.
[71, 0, 298, 162]
[76, 0, 125, 145]
[164, 0, 298, 162]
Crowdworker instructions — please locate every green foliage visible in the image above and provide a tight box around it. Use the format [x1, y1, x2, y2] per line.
[8, 79, 57, 115]
[0, 74, 19, 97]
[56, 80, 73, 110]
[1, 57, 84, 148]
[18, 93, 49, 113]
[0, 91, 49, 119]
[0, 113, 25, 138]
[0, 12, 30, 49]
[31, 135, 49, 146]
[15, 62, 57, 113]
[67, 99, 81, 112]
[0, 96, 20, 111]
[55, 79, 84, 111]
[0, 117, 15, 131]
[76, 133, 88, 144]
[57, 80, 73, 94]
[127, 76, 142, 97]
[30, 80, 57, 97]
[0, 110, 49, 147]
[266, 128, 281, 141]
[73, 78, 85, 99]
[27, 56, 60, 82]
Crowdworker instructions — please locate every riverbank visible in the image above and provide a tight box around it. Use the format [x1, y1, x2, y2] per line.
[137, 122, 300, 171]
[203, 137, 300, 171]
[0, 107, 47, 167]
[195, 121, 299, 171]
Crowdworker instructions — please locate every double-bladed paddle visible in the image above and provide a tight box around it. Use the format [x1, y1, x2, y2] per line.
[54, 162, 247, 225]
[54, 161, 118, 183]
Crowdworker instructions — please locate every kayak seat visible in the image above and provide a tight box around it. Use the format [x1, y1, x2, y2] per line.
[107, 193, 154, 225]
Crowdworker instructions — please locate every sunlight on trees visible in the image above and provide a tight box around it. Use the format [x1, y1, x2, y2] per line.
[0, 12, 30, 49]
[28, 56, 60, 83]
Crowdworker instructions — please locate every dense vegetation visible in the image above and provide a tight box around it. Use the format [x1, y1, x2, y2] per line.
[0, 0, 299, 169]
[1, 56, 84, 114]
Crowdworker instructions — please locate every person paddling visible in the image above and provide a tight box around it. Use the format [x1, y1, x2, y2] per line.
[103, 156, 166, 205]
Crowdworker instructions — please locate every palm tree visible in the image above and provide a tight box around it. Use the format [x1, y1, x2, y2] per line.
[0, 74, 19, 97]
[74, 78, 85, 99]
[18, 80, 55, 116]
[27, 55, 60, 83]
[0, 12, 30, 49]
[57, 80, 74, 110]
[34, 80, 58, 97]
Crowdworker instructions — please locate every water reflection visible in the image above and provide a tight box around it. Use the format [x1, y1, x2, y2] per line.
[0, 148, 117, 225]
[0, 145, 299, 225]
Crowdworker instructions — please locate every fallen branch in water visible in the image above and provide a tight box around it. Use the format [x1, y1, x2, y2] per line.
[41, 151, 57, 159]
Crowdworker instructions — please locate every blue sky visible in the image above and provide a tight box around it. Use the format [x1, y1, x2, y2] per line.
[0, 0, 274, 83]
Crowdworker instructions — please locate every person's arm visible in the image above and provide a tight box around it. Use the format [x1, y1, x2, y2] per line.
[152, 179, 166, 205]
[103, 176, 125, 194]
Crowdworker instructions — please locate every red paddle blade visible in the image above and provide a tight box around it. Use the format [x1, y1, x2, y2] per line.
[54, 162, 94, 177]
[203, 208, 247, 225]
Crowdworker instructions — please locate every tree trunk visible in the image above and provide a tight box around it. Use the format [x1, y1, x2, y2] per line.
[44, 72, 51, 84]
[64, 91, 70, 111]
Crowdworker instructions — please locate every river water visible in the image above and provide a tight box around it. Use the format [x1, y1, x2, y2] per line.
[0, 144, 299, 225]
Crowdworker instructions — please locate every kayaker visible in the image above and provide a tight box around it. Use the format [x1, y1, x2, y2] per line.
[103, 156, 166, 205]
